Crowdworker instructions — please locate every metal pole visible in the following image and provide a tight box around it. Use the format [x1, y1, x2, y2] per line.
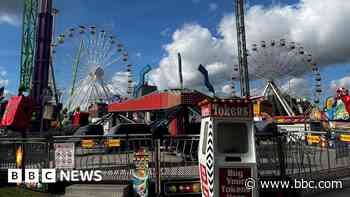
[235, 0, 250, 97]
[21, 131, 27, 183]
[268, 81, 295, 116]
[275, 129, 286, 177]
[327, 130, 331, 171]
[32, 0, 53, 133]
[49, 8, 59, 104]
[154, 138, 162, 196]
[178, 53, 183, 89]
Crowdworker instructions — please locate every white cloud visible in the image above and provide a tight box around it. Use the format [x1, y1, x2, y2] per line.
[160, 27, 171, 37]
[150, 0, 350, 98]
[280, 77, 311, 98]
[149, 24, 231, 90]
[108, 71, 132, 96]
[0, 0, 22, 26]
[0, 66, 9, 90]
[0, 79, 8, 87]
[221, 84, 234, 96]
[330, 76, 350, 92]
[209, 3, 218, 12]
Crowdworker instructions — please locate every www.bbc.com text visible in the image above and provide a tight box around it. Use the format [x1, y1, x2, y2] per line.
[245, 178, 343, 190]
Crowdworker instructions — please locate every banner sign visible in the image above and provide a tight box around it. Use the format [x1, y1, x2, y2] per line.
[200, 99, 253, 118]
[54, 143, 74, 169]
[219, 167, 252, 197]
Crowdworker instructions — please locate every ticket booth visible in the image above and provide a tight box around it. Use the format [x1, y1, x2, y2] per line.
[198, 99, 258, 197]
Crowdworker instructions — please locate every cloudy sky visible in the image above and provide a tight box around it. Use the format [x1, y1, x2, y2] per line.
[0, 0, 349, 102]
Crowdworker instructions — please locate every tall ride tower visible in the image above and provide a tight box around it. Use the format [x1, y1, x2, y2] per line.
[19, 0, 39, 91]
[32, 0, 53, 105]
[235, 0, 250, 97]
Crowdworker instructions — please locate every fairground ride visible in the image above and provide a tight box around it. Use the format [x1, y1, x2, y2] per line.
[51, 25, 134, 112]
[245, 39, 322, 117]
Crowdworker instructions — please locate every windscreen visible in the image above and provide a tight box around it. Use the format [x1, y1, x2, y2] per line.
[217, 122, 248, 154]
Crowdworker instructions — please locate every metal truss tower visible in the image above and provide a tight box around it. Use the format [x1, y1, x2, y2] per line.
[20, 0, 39, 91]
[32, 0, 53, 105]
[235, 0, 250, 97]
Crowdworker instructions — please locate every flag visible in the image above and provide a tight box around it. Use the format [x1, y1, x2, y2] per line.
[198, 64, 215, 95]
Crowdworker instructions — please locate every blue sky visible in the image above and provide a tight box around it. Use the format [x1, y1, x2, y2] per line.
[0, 0, 349, 103]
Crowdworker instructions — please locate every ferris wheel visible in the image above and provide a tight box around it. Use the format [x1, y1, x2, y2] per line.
[244, 39, 322, 115]
[52, 25, 133, 112]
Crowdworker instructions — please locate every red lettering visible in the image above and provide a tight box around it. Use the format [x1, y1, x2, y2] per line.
[200, 164, 209, 197]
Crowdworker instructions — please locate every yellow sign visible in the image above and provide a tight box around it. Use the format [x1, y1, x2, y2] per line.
[81, 139, 94, 148]
[275, 118, 285, 123]
[340, 134, 350, 142]
[307, 135, 320, 144]
[106, 139, 121, 147]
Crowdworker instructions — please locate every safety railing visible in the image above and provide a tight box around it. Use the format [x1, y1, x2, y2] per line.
[0, 138, 49, 171]
[159, 135, 199, 179]
[1, 130, 350, 184]
[256, 129, 350, 180]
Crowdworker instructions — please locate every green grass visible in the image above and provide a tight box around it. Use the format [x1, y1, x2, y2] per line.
[0, 187, 55, 197]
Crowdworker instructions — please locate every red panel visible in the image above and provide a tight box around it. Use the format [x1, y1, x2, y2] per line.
[169, 116, 185, 137]
[219, 167, 252, 197]
[108, 91, 208, 112]
[72, 112, 89, 126]
[108, 92, 182, 112]
[200, 163, 209, 197]
[169, 119, 177, 137]
[1, 96, 34, 130]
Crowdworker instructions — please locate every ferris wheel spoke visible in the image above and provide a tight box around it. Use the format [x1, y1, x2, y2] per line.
[92, 82, 104, 102]
[98, 36, 115, 64]
[98, 79, 111, 102]
[81, 31, 96, 64]
[254, 47, 270, 77]
[53, 24, 133, 111]
[81, 79, 95, 106]
[249, 52, 269, 80]
[102, 56, 124, 69]
[95, 31, 108, 64]
[67, 81, 86, 110]
[99, 41, 115, 66]
[91, 29, 101, 65]
[101, 45, 124, 67]
[274, 47, 294, 73]
[286, 55, 309, 77]
[278, 50, 299, 75]
[105, 83, 117, 99]
[78, 85, 93, 110]
[89, 29, 98, 62]
[247, 39, 321, 106]
[96, 41, 110, 65]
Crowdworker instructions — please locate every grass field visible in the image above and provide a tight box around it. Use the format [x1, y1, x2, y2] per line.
[0, 187, 55, 197]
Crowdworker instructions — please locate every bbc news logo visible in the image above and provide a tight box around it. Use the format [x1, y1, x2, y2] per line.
[8, 169, 102, 183]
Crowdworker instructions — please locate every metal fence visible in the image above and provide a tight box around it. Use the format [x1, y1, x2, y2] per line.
[0, 138, 49, 171]
[256, 130, 350, 180]
[0, 134, 199, 184]
[1, 130, 350, 185]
